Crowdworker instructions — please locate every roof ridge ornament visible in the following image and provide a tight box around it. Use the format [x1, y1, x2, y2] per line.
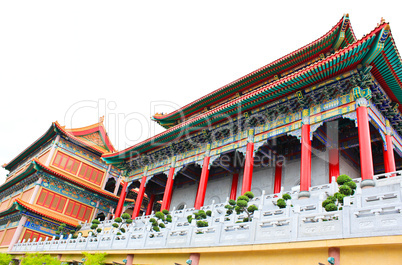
[333, 13, 350, 51]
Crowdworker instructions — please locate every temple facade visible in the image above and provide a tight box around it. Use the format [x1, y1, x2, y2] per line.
[106, 14, 401, 217]
[4, 14, 402, 265]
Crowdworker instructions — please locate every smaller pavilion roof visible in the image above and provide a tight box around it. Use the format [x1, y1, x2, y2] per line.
[4, 118, 116, 171]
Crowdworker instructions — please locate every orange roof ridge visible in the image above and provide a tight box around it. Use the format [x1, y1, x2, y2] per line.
[54, 122, 114, 154]
[32, 158, 119, 201]
[56, 119, 117, 153]
[152, 14, 354, 123]
[15, 198, 79, 227]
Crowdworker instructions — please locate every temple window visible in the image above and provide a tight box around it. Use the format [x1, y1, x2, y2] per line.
[52, 152, 80, 175]
[52, 151, 104, 185]
[36, 189, 67, 213]
[22, 229, 48, 242]
[64, 200, 92, 221]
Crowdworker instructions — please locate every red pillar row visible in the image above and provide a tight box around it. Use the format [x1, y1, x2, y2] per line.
[230, 173, 239, 200]
[161, 167, 176, 211]
[114, 181, 128, 218]
[274, 162, 282, 194]
[299, 123, 312, 198]
[145, 194, 155, 216]
[241, 142, 255, 195]
[356, 104, 375, 188]
[132, 175, 147, 219]
[194, 156, 211, 209]
[384, 134, 396, 175]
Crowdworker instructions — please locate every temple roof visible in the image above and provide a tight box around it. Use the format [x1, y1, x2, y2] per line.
[152, 14, 355, 129]
[0, 198, 79, 227]
[0, 159, 119, 201]
[103, 18, 398, 166]
[4, 119, 116, 171]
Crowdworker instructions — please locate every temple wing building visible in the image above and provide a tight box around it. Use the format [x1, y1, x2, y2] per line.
[0, 120, 121, 251]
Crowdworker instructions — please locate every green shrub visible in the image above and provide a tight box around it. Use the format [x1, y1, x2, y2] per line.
[243, 217, 253, 222]
[187, 215, 193, 223]
[125, 219, 133, 224]
[339, 185, 352, 196]
[237, 200, 248, 208]
[345, 181, 357, 190]
[206, 210, 212, 217]
[326, 196, 337, 203]
[277, 199, 286, 208]
[159, 223, 165, 228]
[325, 203, 338, 212]
[237, 195, 250, 202]
[121, 213, 131, 219]
[149, 218, 156, 223]
[337, 174, 352, 185]
[228, 199, 236, 206]
[96, 228, 102, 233]
[152, 226, 160, 232]
[196, 220, 208, 227]
[243, 191, 255, 199]
[282, 194, 291, 201]
[247, 205, 258, 213]
[155, 211, 165, 220]
[166, 215, 172, 222]
[83, 252, 107, 265]
[21, 253, 60, 265]
[112, 223, 119, 228]
[90, 224, 98, 230]
[335, 193, 346, 204]
[322, 199, 333, 208]
[120, 228, 126, 233]
[0, 253, 12, 265]
[114, 217, 122, 223]
[162, 209, 169, 215]
[92, 219, 100, 224]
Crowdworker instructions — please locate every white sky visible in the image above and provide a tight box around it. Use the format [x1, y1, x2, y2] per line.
[1, 0, 401, 184]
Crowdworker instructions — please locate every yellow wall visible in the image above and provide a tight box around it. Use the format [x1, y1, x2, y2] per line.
[200, 249, 328, 265]
[133, 253, 189, 265]
[341, 245, 402, 265]
[9, 236, 402, 265]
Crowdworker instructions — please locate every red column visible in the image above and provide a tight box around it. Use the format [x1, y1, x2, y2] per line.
[145, 194, 155, 216]
[132, 176, 147, 219]
[356, 104, 375, 187]
[161, 167, 175, 211]
[241, 142, 255, 195]
[329, 148, 340, 183]
[328, 120, 340, 183]
[274, 161, 282, 194]
[230, 173, 239, 200]
[194, 156, 210, 209]
[384, 134, 396, 175]
[299, 123, 312, 198]
[115, 181, 128, 218]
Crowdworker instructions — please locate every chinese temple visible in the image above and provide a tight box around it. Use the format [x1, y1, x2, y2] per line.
[5, 14, 402, 265]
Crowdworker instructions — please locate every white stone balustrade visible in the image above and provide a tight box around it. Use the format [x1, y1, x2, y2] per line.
[11, 173, 402, 253]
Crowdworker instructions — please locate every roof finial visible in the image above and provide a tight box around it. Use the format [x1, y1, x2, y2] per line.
[99, 116, 105, 123]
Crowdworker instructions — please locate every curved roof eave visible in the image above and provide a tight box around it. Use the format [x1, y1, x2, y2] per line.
[153, 14, 355, 126]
